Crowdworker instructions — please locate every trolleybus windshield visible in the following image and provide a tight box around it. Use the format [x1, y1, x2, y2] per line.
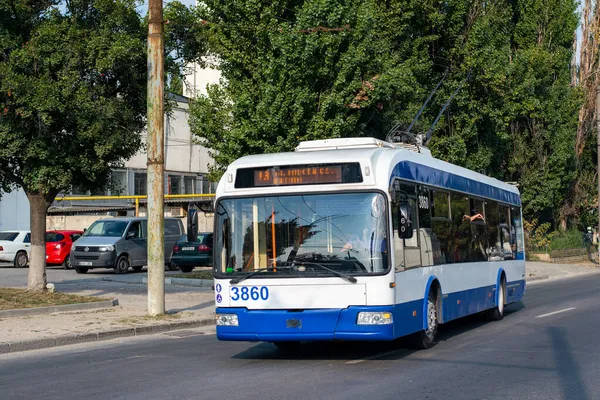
[214, 192, 389, 277]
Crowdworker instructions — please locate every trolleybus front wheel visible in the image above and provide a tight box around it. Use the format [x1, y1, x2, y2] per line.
[411, 291, 438, 349]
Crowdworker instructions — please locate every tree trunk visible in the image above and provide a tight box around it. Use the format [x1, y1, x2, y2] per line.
[26, 192, 54, 292]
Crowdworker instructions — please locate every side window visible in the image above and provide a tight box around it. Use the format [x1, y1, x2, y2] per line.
[511, 207, 524, 259]
[399, 183, 421, 269]
[391, 181, 421, 270]
[164, 220, 182, 236]
[430, 191, 451, 265]
[417, 187, 433, 267]
[485, 201, 502, 261]
[469, 198, 488, 262]
[499, 205, 513, 259]
[451, 194, 470, 263]
[23, 233, 31, 243]
[127, 222, 142, 239]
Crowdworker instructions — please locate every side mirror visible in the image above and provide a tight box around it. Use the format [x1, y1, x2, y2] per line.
[187, 208, 198, 243]
[398, 201, 413, 239]
[83, 228, 87, 233]
[126, 230, 136, 240]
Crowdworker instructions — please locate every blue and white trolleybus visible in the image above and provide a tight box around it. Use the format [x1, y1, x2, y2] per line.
[213, 137, 525, 349]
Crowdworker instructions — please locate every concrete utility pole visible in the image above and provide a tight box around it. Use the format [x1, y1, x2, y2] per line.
[597, 87, 600, 264]
[147, 0, 165, 315]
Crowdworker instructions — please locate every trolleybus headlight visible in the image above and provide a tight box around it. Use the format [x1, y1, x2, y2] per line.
[216, 314, 239, 326]
[357, 312, 393, 325]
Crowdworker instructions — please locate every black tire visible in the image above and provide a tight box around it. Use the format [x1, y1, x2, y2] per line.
[411, 291, 438, 349]
[132, 265, 144, 272]
[14, 251, 28, 268]
[62, 254, 72, 270]
[487, 278, 506, 321]
[179, 266, 194, 273]
[115, 255, 130, 274]
[167, 263, 179, 271]
[273, 341, 301, 351]
[74, 265, 88, 274]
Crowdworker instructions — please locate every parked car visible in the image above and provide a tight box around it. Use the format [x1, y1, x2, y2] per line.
[45, 230, 83, 269]
[0, 231, 31, 267]
[70, 217, 184, 274]
[171, 232, 213, 273]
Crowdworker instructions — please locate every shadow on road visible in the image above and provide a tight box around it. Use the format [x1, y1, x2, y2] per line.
[232, 302, 526, 361]
[548, 326, 590, 400]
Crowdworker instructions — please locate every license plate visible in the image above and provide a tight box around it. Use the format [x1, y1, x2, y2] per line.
[80, 261, 92, 266]
[182, 247, 195, 251]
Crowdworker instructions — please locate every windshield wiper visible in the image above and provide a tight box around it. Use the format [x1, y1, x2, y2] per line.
[229, 265, 294, 285]
[294, 261, 357, 284]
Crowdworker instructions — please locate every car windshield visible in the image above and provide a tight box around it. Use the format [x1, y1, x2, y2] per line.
[0, 232, 18, 241]
[45, 233, 65, 242]
[214, 192, 389, 277]
[83, 221, 128, 237]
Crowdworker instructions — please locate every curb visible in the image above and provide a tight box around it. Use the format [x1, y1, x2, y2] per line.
[0, 317, 215, 355]
[0, 299, 119, 318]
[142, 277, 213, 287]
[102, 276, 213, 288]
[525, 275, 550, 282]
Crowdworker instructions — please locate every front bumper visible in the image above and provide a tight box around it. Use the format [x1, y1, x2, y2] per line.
[216, 306, 401, 342]
[71, 251, 116, 268]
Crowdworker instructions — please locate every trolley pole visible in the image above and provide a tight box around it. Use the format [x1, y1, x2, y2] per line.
[597, 87, 600, 264]
[147, 0, 165, 315]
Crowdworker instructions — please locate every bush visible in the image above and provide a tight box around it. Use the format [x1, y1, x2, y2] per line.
[524, 219, 554, 252]
[548, 230, 586, 251]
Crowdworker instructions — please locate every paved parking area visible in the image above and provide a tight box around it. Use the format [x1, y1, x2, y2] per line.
[0, 263, 187, 288]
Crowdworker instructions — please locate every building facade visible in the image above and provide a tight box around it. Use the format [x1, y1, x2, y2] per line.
[1, 94, 215, 229]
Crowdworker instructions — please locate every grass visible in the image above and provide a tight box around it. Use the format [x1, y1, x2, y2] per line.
[172, 270, 213, 280]
[0, 288, 108, 311]
[548, 230, 586, 251]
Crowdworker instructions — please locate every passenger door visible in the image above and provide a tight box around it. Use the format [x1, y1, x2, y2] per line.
[125, 222, 146, 266]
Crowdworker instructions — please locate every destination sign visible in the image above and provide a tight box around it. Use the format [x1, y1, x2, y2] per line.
[254, 166, 342, 186]
[234, 163, 362, 188]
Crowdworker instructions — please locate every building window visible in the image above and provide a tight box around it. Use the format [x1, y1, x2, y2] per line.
[184, 176, 195, 194]
[134, 173, 147, 195]
[169, 175, 182, 194]
[111, 170, 127, 196]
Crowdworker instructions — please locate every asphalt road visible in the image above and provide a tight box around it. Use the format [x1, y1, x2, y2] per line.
[1, 274, 600, 400]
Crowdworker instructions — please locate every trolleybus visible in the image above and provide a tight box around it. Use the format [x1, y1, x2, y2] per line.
[212, 137, 525, 349]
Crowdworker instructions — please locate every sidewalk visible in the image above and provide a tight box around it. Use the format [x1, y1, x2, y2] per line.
[525, 261, 600, 283]
[0, 276, 215, 353]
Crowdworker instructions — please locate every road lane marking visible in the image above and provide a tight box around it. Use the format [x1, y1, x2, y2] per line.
[535, 307, 576, 318]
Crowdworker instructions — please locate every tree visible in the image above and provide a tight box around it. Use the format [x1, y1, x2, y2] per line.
[189, 0, 579, 226]
[0, 0, 147, 291]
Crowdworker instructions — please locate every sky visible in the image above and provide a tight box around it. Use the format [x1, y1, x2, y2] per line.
[136, 0, 196, 16]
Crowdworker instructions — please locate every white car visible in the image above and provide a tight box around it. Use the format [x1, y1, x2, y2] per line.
[0, 231, 31, 267]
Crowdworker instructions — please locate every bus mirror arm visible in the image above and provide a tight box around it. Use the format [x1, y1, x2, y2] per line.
[398, 201, 414, 239]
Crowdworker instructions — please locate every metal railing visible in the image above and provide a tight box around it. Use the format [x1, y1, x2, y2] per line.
[54, 194, 215, 216]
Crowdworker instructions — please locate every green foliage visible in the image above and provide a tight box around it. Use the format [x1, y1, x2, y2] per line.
[548, 229, 586, 251]
[188, 0, 580, 225]
[524, 218, 554, 252]
[0, 0, 147, 198]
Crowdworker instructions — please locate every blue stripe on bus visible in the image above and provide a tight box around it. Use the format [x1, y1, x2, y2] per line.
[215, 280, 526, 342]
[390, 161, 521, 206]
